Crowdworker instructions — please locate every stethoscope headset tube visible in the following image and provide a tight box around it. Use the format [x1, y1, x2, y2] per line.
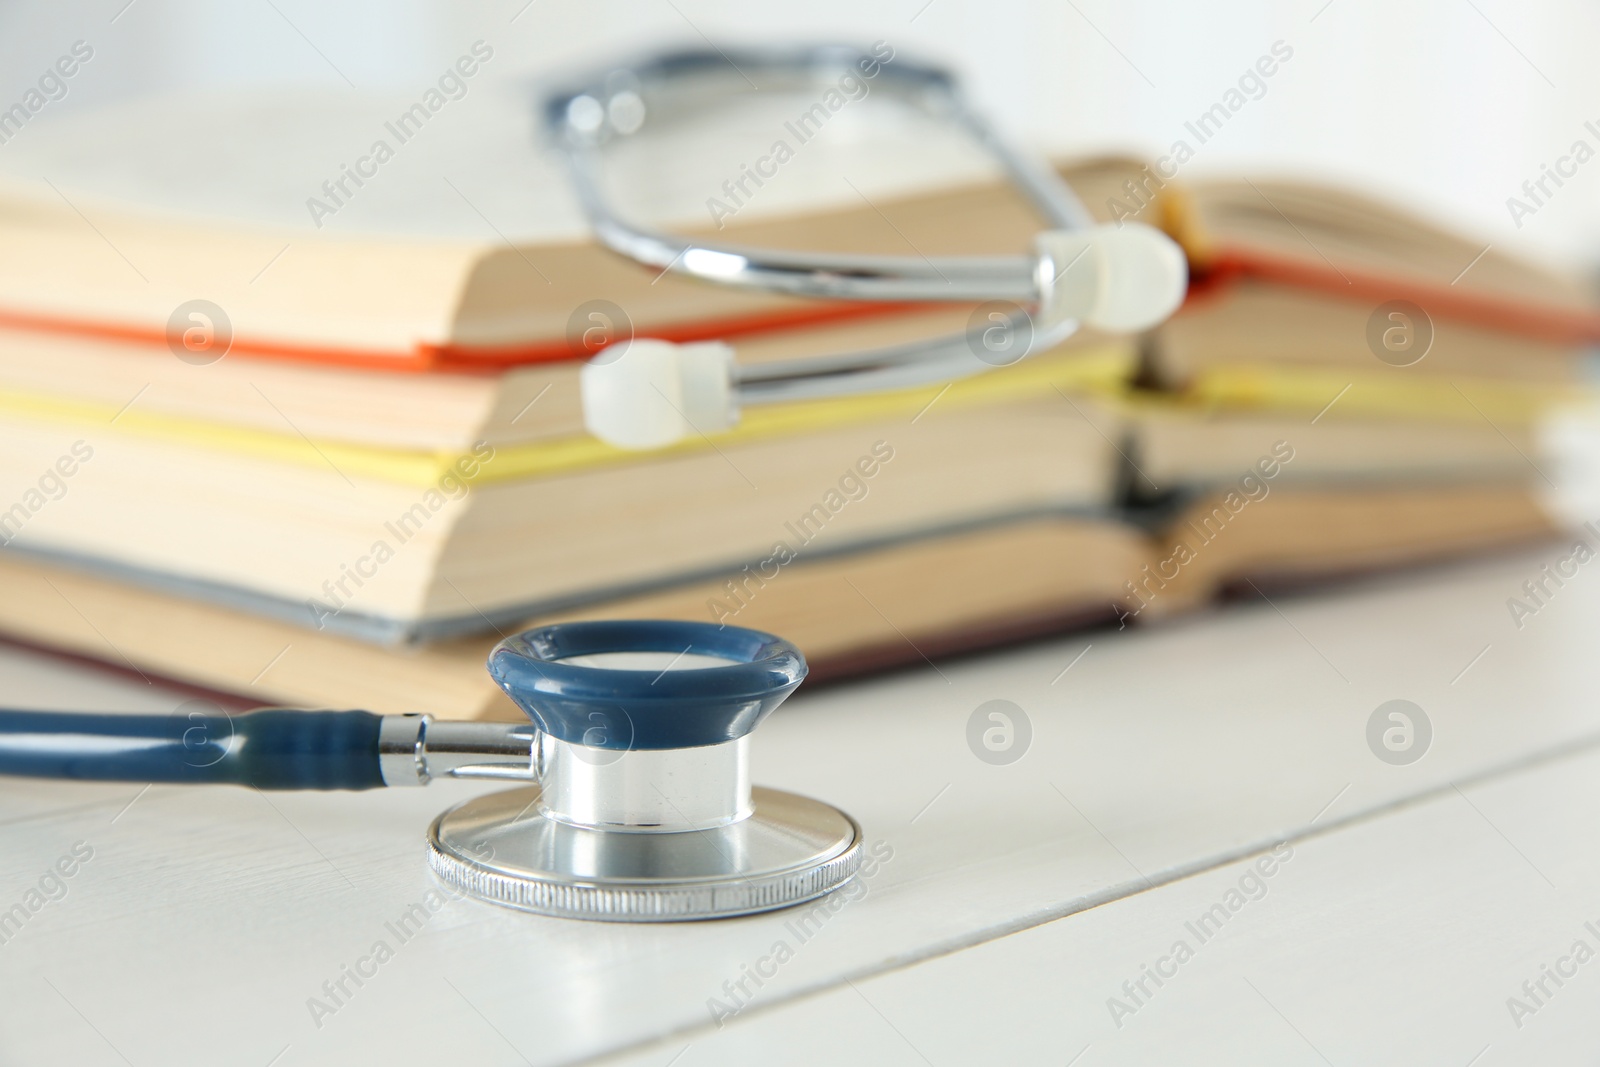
[545, 45, 1189, 450]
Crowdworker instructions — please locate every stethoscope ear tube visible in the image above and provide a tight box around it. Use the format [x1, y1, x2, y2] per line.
[549, 46, 1190, 452]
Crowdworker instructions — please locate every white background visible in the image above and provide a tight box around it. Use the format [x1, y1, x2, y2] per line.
[0, 0, 1596, 270]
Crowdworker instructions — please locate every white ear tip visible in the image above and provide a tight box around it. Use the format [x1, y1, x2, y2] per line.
[1537, 405, 1600, 527]
[1085, 223, 1188, 332]
[580, 339, 737, 450]
[1035, 223, 1188, 334]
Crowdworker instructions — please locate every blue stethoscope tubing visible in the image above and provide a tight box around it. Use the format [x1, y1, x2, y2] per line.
[0, 706, 387, 789]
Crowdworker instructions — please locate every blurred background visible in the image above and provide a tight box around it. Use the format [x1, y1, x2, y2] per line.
[0, 0, 1596, 267]
[0, 0, 1593, 701]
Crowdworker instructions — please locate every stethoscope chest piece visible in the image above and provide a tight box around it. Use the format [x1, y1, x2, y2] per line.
[426, 621, 863, 921]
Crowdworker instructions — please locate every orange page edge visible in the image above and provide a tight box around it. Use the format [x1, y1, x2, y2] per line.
[1184, 246, 1600, 346]
[0, 297, 929, 374]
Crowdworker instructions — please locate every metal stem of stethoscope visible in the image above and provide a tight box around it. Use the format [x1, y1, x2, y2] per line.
[0, 621, 863, 922]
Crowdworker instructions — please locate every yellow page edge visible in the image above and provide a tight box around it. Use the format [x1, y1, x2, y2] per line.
[0, 343, 1136, 487]
[1153, 364, 1594, 426]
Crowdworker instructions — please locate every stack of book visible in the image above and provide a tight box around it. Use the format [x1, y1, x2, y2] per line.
[1109, 173, 1598, 618]
[0, 90, 1593, 719]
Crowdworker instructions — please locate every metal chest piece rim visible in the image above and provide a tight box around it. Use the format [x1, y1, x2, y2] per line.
[427, 783, 863, 922]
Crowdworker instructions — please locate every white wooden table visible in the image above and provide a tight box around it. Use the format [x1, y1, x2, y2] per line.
[1, 546, 1597, 1066]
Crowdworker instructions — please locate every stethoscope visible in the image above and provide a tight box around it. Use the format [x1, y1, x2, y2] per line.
[0, 46, 1188, 923]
